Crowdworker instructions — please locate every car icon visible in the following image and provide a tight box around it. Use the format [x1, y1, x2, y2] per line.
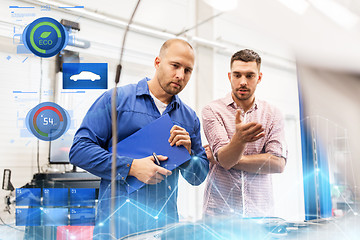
[70, 71, 101, 81]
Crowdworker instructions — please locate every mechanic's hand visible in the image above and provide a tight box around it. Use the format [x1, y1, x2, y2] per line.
[234, 109, 265, 144]
[169, 125, 191, 154]
[128, 155, 172, 184]
[203, 144, 216, 165]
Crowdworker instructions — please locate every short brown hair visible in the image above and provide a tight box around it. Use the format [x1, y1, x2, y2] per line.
[231, 49, 261, 70]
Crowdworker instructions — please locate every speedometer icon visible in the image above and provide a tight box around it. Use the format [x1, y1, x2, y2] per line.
[25, 102, 71, 141]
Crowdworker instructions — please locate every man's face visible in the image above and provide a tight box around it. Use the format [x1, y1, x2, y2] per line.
[155, 42, 194, 96]
[228, 60, 262, 102]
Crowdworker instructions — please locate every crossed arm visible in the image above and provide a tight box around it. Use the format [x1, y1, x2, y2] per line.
[232, 153, 285, 174]
[203, 108, 286, 174]
[205, 144, 285, 174]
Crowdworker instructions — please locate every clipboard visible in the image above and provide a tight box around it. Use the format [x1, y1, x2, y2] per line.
[109, 114, 191, 194]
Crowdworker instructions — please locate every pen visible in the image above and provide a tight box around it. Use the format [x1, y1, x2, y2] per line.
[153, 152, 172, 191]
[152, 152, 161, 165]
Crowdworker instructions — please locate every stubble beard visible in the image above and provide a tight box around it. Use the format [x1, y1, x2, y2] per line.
[233, 89, 252, 101]
[158, 78, 182, 96]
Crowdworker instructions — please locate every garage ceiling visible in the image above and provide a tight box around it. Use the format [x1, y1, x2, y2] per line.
[17, 0, 360, 73]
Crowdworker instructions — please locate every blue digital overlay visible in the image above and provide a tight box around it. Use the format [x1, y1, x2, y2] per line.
[17, 44, 32, 54]
[63, 63, 108, 89]
[43, 188, 68, 206]
[59, 6, 84, 9]
[16, 188, 41, 206]
[22, 17, 68, 58]
[16, 208, 41, 226]
[9, 6, 35, 9]
[42, 208, 68, 226]
[15, 188, 96, 226]
[70, 208, 95, 226]
[70, 188, 96, 207]
[25, 102, 71, 141]
[40, 5, 51, 11]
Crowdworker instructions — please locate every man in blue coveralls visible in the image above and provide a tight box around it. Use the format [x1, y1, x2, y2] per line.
[69, 38, 209, 239]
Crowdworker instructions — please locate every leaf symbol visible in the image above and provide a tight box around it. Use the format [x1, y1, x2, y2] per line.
[40, 32, 51, 38]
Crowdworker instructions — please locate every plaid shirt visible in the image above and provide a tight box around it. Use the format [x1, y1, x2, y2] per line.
[202, 93, 287, 217]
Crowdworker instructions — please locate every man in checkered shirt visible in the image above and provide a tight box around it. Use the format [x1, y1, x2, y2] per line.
[202, 49, 287, 217]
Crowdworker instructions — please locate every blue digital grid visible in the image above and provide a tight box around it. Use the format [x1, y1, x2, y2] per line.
[63, 63, 108, 89]
[70, 188, 96, 207]
[16, 188, 41, 206]
[70, 208, 95, 226]
[43, 188, 68, 206]
[16, 208, 41, 226]
[42, 208, 68, 226]
[17, 44, 32, 54]
[20, 128, 34, 137]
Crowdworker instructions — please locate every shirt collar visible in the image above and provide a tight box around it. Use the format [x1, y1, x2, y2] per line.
[136, 77, 151, 96]
[224, 92, 258, 111]
[136, 77, 180, 109]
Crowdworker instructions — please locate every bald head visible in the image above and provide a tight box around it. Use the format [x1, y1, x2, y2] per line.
[148, 38, 194, 100]
[159, 38, 193, 58]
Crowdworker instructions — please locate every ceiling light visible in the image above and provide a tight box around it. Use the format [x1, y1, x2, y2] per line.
[203, 0, 238, 12]
[276, 0, 309, 15]
[309, 0, 359, 29]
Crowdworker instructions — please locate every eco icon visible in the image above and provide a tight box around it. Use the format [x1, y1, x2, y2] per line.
[22, 17, 68, 58]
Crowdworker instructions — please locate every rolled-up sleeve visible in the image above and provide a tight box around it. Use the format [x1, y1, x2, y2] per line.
[202, 105, 230, 159]
[264, 108, 288, 162]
